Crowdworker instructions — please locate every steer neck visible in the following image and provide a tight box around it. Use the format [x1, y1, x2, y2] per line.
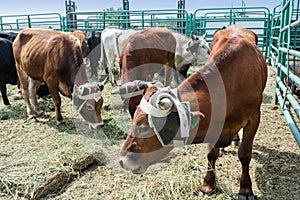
[74, 64, 89, 85]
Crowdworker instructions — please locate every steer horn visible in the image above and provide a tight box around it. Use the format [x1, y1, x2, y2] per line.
[157, 97, 173, 111]
[97, 76, 108, 91]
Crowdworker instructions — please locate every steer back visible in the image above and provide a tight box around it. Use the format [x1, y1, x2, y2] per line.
[120, 28, 176, 86]
[210, 25, 258, 55]
[119, 25, 267, 198]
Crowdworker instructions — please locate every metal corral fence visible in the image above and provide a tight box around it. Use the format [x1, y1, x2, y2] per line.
[192, 7, 271, 59]
[0, 7, 271, 45]
[0, 13, 63, 31]
[270, 0, 300, 147]
[64, 9, 191, 34]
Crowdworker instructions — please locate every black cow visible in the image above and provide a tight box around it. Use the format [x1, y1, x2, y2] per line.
[86, 30, 102, 77]
[0, 38, 18, 105]
[0, 32, 18, 42]
[0, 32, 50, 106]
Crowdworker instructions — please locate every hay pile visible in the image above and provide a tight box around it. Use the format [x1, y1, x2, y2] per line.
[1, 66, 300, 199]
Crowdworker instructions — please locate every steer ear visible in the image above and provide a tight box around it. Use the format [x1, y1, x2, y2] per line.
[191, 34, 197, 41]
[73, 84, 81, 95]
[186, 41, 191, 52]
[191, 111, 205, 119]
[190, 31, 194, 39]
[202, 32, 207, 39]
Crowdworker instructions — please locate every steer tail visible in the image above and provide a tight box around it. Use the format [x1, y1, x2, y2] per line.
[99, 40, 108, 77]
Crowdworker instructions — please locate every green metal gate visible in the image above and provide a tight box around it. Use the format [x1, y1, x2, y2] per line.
[192, 7, 271, 59]
[0, 13, 63, 31]
[64, 9, 191, 34]
[271, 0, 300, 147]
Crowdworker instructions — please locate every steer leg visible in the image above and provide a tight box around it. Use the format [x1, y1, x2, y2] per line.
[28, 78, 43, 116]
[237, 113, 260, 200]
[107, 59, 117, 86]
[46, 79, 64, 126]
[17, 70, 36, 120]
[200, 144, 219, 195]
[91, 58, 98, 78]
[0, 83, 10, 105]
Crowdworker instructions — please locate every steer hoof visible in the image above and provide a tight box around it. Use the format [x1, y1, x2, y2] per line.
[238, 195, 255, 200]
[28, 116, 38, 122]
[200, 185, 214, 196]
[219, 147, 226, 156]
[57, 122, 66, 129]
[36, 111, 45, 117]
[232, 139, 240, 147]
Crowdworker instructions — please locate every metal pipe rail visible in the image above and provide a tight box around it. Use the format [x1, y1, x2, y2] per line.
[64, 9, 191, 35]
[192, 7, 271, 59]
[272, 0, 300, 147]
[0, 13, 63, 31]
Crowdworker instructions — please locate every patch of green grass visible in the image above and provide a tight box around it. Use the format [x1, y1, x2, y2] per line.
[102, 117, 127, 142]
[0, 102, 26, 120]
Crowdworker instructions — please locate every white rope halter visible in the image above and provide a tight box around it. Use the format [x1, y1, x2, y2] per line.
[139, 87, 191, 147]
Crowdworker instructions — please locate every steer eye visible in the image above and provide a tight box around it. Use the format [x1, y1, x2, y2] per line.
[86, 102, 94, 110]
[137, 124, 150, 133]
[136, 124, 155, 138]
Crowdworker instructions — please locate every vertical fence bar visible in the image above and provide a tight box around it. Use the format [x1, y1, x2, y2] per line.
[273, 0, 300, 147]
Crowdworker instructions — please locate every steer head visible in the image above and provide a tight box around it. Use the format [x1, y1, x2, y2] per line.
[187, 33, 210, 65]
[112, 80, 164, 118]
[119, 86, 175, 174]
[73, 77, 108, 129]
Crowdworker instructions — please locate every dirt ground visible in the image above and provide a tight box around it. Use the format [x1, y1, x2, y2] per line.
[0, 65, 299, 200]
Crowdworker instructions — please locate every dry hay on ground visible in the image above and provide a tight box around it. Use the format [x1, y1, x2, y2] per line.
[0, 66, 299, 199]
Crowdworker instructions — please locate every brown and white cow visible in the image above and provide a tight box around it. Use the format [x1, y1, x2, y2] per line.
[115, 28, 209, 117]
[120, 28, 210, 86]
[13, 28, 107, 128]
[118, 25, 267, 199]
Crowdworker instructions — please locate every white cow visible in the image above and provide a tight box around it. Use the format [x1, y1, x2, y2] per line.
[99, 28, 140, 86]
[173, 31, 209, 70]
[171, 31, 209, 84]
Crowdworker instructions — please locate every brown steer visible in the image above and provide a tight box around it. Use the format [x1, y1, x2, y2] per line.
[119, 25, 267, 199]
[13, 28, 106, 128]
